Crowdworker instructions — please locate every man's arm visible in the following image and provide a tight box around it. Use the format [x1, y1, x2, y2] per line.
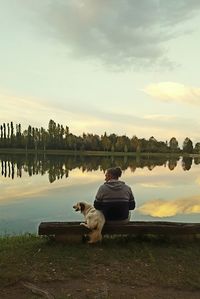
[95, 185, 104, 201]
[129, 188, 136, 210]
[94, 185, 104, 210]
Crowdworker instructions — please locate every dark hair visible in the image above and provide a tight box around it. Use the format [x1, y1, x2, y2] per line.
[106, 167, 122, 179]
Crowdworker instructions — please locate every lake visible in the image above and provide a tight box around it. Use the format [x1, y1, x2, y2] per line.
[0, 153, 200, 235]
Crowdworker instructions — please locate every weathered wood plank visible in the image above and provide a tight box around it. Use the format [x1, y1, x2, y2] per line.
[38, 221, 200, 236]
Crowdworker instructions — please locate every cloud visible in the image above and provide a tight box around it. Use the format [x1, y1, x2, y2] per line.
[24, 0, 200, 68]
[143, 114, 177, 121]
[0, 92, 109, 134]
[144, 82, 200, 105]
[138, 196, 200, 217]
[1, 90, 200, 143]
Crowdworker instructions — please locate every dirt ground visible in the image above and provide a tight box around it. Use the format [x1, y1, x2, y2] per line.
[1, 235, 200, 299]
[1, 279, 200, 299]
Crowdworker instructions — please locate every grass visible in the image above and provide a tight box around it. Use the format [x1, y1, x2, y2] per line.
[0, 147, 183, 157]
[1, 148, 199, 158]
[0, 234, 200, 291]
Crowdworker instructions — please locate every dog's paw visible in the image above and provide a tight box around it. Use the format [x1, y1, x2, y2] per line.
[87, 240, 98, 244]
[82, 234, 90, 243]
[80, 223, 91, 230]
[87, 240, 94, 244]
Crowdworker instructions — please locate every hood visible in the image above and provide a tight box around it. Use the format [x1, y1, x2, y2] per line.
[104, 180, 125, 190]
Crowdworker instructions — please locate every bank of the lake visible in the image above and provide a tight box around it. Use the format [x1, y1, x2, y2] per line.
[0, 147, 199, 158]
[0, 235, 200, 299]
[0, 147, 192, 157]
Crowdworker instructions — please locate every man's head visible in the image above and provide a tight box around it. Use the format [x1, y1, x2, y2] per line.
[105, 167, 122, 182]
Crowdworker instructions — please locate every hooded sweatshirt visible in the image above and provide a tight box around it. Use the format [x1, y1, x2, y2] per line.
[95, 179, 134, 201]
[94, 179, 135, 221]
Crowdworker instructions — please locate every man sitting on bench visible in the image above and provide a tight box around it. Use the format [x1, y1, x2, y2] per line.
[94, 167, 135, 223]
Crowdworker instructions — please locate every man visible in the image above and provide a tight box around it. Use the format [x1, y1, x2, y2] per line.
[94, 167, 135, 223]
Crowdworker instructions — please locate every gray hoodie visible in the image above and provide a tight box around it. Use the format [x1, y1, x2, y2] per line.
[95, 179, 135, 202]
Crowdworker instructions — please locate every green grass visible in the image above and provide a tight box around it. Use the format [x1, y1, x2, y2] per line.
[0, 234, 200, 291]
[0, 147, 185, 157]
[1, 147, 199, 157]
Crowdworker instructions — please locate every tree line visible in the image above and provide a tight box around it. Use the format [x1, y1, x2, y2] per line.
[0, 119, 200, 154]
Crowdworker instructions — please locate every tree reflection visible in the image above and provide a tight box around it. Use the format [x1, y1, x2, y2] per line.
[0, 154, 194, 183]
[182, 157, 193, 171]
[168, 157, 179, 170]
[194, 157, 200, 165]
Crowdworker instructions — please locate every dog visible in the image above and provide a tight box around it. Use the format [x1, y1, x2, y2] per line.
[73, 202, 105, 243]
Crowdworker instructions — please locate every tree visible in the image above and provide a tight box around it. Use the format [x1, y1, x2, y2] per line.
[10, 122, 14, 147]
[0, 125, 3, 140]
[124, 144, 128, 153]
[169, 137, 179, 152]
[101, 133, 111, 151]
[182, 137, 193, 153]
[33, 128, 40, 151]
[139, 138, 148, 152]
[48, 119, 56, 148]
[41, 127, 48, 150]
[10, 122, 14, 137]
[130, 136, 139, 152]
[148, 136, 157, 153]
[15, 123, 22, 147]
[7, 123, 10, 139]
[27, 125, 33, 148]
[3, 123, 6, 140]
[194, 142, 200, 154]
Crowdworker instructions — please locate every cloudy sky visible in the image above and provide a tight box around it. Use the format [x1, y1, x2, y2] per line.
[0, 0, 200, 145]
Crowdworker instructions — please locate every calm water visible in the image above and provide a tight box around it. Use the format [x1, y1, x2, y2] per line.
[0, 153, 200, 235]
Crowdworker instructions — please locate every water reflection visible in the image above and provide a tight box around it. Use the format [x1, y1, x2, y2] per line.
[0, 153, 197, 183]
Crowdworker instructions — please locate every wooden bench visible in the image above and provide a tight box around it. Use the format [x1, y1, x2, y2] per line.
[38, 221, 200, 242]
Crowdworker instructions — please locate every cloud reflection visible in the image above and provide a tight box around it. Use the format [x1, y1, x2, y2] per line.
[0, 168, 102, 205]
[138, 196, 200, 217]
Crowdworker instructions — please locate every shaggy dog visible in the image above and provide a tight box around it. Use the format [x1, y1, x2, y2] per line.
[73, 202, 105, 243]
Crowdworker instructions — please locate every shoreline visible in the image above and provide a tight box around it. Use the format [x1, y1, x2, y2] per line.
[0, 148, 199, 157]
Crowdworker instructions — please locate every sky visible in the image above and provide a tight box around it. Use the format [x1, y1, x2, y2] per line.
[0, 0, 200, 146]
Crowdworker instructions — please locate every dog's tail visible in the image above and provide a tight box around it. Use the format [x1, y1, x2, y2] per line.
[89, 229, 103, 243]
[89, 222, 105, 243]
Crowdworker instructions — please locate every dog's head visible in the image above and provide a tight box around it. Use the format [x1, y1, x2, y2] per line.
[73, 202, 86, 213]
